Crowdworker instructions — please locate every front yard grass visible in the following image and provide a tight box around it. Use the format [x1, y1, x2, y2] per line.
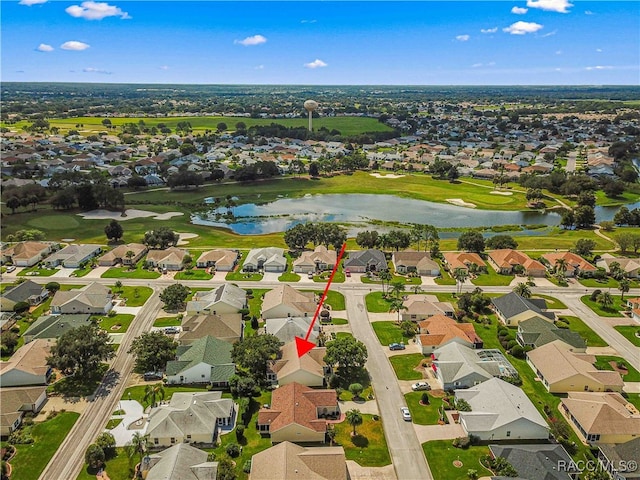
[10, 411, 80, 480]
[116, 285, 153, 307]
[77, 446, 132, 480]
[278, 271, 301, 282]
[153, 316, 182, 328]
[422, 440, 491, 480]
[121, 383, 211, 405]
[557, 316, 608, 347]
[470, 264, 514, 287]
[614, 325, 640, 346]
[17, 266, 58, 277]
[319, 290, 346, 310]
[434, 270, 457, 286]
[371, 321, 408, 346]
[95, 313, 135, 333]
[532, 294, 567, 309]
[247, 289, 268, 320]
[101, 261, 160, 279]
[579, 277, 620, 288]
[581, 295, 628, 317]
[365, 292, 391, 313]
[405, 392, 443, 425]
[312, 269, 345, 283]
[174, 268, 213, 280]
[333, 413, 391, 467]
[389, 353, 425, 381]
[594, 356, 640, 382]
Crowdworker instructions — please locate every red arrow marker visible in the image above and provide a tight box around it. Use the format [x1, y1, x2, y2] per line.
[296, 242, 347, 358]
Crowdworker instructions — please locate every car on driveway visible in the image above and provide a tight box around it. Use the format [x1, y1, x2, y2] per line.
[164, 327, 179, 335]
[389, 342, 405, 351]
[345, 269, 351, 277]
[411, 382, 431, 391]
[5, 266, 16, 273]
[143, 372, 163, 381]
[400, 407, 412, 421]
[308, 272, 314, 279]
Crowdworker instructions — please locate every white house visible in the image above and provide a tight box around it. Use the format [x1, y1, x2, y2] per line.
[244, 247, 287, 272]
[261, 285, 316, 320]
[185, 284, 246, 315]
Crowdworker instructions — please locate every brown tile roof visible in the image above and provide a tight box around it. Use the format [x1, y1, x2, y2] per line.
[417, 314, 482, 346]
[443, 252, 486, 271]
[541, 251, 597, 273]
[489, 249, 546, 271]
[2, 242, 51, 261]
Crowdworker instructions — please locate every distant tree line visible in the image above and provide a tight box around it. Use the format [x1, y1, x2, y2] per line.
[284, 223, 347, 251]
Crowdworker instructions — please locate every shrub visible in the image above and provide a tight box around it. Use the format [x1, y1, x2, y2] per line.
[225, 442, 241, 458]
[590, 289, 602, 301]
[235, 424, 245, 441]
[421, 392, 430, 405]
[510, 345, 525, 359]
[452, 436, 471, 449]
[243, 460, 252, 474]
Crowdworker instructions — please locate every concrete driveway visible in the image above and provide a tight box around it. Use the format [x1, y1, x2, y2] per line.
[347, 461, 397, 480]
[52, 268, 75, 278]
[413, 423, 465, 443]
[83, 266, 110, 278]
[107, 400, 148, 446]
[261, 271, 280, 282]
[338, 399, 380, 415]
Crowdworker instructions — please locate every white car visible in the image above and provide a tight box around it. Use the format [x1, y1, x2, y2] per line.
[411, 382, 431, 391]
[5, 266, 16, 273]
[400, 407, 412, 421]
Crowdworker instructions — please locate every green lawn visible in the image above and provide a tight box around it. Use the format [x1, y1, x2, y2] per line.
[471, 264, 514, 286]
[153, 316, 182, 328]
[247, 289, 268, 320]
[594, 356, 640, 382]
[95, 314, 135, 333]
[17, 266, 58, 277]
[121, 383, 211, 405]
[389, 353, 425, 381]
[312, 269, 345, 283]
[174, 268, 214, 280]
[434, 270, 457, 286]
[626, 393, 640, 411]
[531, 294, 567, 309]
[362, 272, 421, 286]
[105, 418, 123, 430]
[333, 414, 391, 467]
[579, 277, 620, 288]
[70, 265, 93, 278]
[581, 295, 628, 317]
[329, 317, 349, 325]
[76, 447, 132, 480]
[9, 412, 80, 480]
[278, 271, 301, 282]
[557, 316, 608, 347]
[365, 292, 391, 313]
[422, 440, 491, 480]
[116, 286, 153, 307]
[405, 392, 443, 425]
[614, 325, 640, 346]
[305, 289, 346, 310]
[371, 321, 410, 346]
[101, 263, 161, 279]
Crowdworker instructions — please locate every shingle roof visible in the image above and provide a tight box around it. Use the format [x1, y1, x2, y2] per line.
[489, 444, 576, 480]
[146, 247, 188, 265]
[344, 249, 386, 268]
[262, 285, 316, 317]
[2, 241, 51, 261]
[293, 245, 337, 268]
[598, 438, 640, 475]
[561, 392, 640, 435]
[271, 342, 326, 383]
[403, 295, 454, 316]
[23, 314, 92, 341]
[0, 339, 52, 381]
[245, 247, 286, 268]
[44, 244, 101, 265]
[392, 251, 439, 270]
[196, 249, 238, 268]
[145, 443, 218, 480]
[518, 317, 587, 350]
[179, 313, 243, 344]
[492, 292, 553, 321]
[166, 336, 234, 383]
[2, 280, 47, 304]
[50, 282, 112, 309]
[98, 243, 147, 263]
[250, 442, 347, 480]
[0, 386, 46, 429]
[265, 316, 319, 344]
[187, 284, 246, 313]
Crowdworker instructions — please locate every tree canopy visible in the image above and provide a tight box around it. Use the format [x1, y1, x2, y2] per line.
[231, 334, 282, 383]
[159, 283, 190, 311]
[128, 331, 178, 373]
[104, 219, 124, 243]
[47, 324, 114, 378]
[324, 335, 368, 378]
[457, 230, 486, 253]
[143, 227, 180, 249]
[485, 234, 518, 250]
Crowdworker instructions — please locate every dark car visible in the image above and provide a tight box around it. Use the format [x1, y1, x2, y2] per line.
[143, 372, 162, 381]
[389, 342, 406, 351]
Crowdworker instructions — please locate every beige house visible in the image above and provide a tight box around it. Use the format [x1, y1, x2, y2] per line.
[488, 249, 546, 277]
[392, 251, 440, 276]
[293, 246, 337, 274]
[261, 285, 317, 320]
[141, 443, 218, 480]
[561, 392, 640, 444]
[541, 251, 597, 277]
[250, 442, 347, 480]
[597, 254, 640, 278]
[0, 386, 47, 436]
[146, 247, 189, 270]
[402, 294, 454, 322]
[0, 339, 53, 387]
[186, 284, 247, 315]
[443, 252, 487, 273]
[50, 282, 113, 315]
[179, 313, 243, 345]
[257, 382, 338, 444]
[1, 241, 53, 267]
[416, 315, 483, 354]
[269, 342, 328, 387]
[527, 340, 623, 393]
[97, 243, 148, 266]
[195, 249, 239, 271]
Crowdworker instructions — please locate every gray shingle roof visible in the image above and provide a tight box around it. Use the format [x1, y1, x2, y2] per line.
[492, 292, 553, 321]
[518, 317, 587, 350]
[344, 249, 386, 269]
[489, 444, 576, 480]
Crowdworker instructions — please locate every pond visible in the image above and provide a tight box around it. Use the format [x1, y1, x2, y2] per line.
[191, 193, 633, 235]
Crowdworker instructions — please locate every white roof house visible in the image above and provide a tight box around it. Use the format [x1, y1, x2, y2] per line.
[186, 283, 247, 315]
[244, 248, 286, 272]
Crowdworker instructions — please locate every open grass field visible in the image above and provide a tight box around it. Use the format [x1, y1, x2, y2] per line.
[333, 413, 391, 467]
[422, 440, 491, 480]
[557, 315, 608, 347]
[581, 294, 628, 317]
[614, 325, 640, 346]
[9, 412, 80, 480]
[389, 353, 425, 381]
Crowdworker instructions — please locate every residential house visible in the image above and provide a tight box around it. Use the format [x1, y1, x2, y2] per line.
[179, 313, 243, 345]
[527, 340, 623, 393]
[432, 343, 518, 390]
[0, 386, 47, 436]
[627, 297, 640, 323]
[195, 249, 239, 271]
[561, 392, 640, 444]
[166, 336, 235, 387]
[146, 391, 235, 448]
[23, 314, 92, 343]
[0, 313, 16, 333]
[141, 443, 218, 480]
[488, 249, 546, 277]
[257, 382, 338, 444]
[265, 316, 320, 345]
[0, 339, 53, 387]
[50, 282, 113, 315]
[293, 246, 337, 274]
[186, 284, 247, 315]
[43, 244, 102, 268]
[492, 292, 555, 326]
[343, 249, 387, 273]
[392, 251, 440, 276]
[455, 377, 549, 441]
[541, 252, 597, 278]
[443, 252, 487, 273]
[261, 285, 317, 320]
[416, 315, 483, 354]
[243, 247, 287, 272]
[146, 247, 189, 271]
[597, 254, 640, 278]
[269, 342, 329, 387]
[597, 438, 640, 480]
[250, 442, 347, 480]
[401, 294, 454, 322]
[0, 280, 49, 312]
[1, 241, 53, 267]
[97, 243, 148, 267]
[517, 317, 587, 352]
[488, 444, 577, 480]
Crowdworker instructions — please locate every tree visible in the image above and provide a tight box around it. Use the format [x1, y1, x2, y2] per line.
[13, 301, 29, 314]
[348, 383, 364, 399]
[167, 171, 203, 189]
[179, 142, 197, 156]
[229, 375, 258, 398]
[125, 250, 135, 267]
[1, 331, 19, 356]
[555, 258, 568, 277]
[232, 334, 281, 383]
[345, 409, 363, 436]
[129, 331, 177, 373]
[400, 320, 417, 337]
[309, 162, 320, 177]
[143, 383, 165, 407]
[85, 444, 105, 470]
[143, 227, 179, 249]
[127, 176, 147, 189]
[379, 270, 392, 296]
[574, 205, 595, 228]
[486, 235, 518, 250]
[130, 432, 150, 468]
[453, 268, 469, 294]
[597, 291, 614, 310]
[389, 298, 406, 323]
[386, 229, 411, 251]
[45, 281, 61, 295]
[95, 432, 116, 460]
[390, 280, 406, 299]
[159, 283, 190, 311]
[104, 219, 123, 243]
[114, 280, 123, 293]
[457, 231, 485, 253]
[6, 196, 20, 214]
[577, 191, 596, 208]
[619, 278, 630, 301]
[48, 324, 114, 378]
[324, 336, 367, 378]
[356, 230, 380, 249]
[513, 283, 531, 298]
[216, 454, 237, 480]
[614, 206, 632, 226]
[447, 166, 459, 182]
[284, 223, 313, 251]
[614, 233, 633, 254]
[574, 238, 596, 257]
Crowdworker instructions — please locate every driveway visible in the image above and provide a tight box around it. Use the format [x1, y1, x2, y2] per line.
[347, 461, 397, 480]
[83, 266, 110, 278]
[413, 423, 465, 443]
[112, 305, 142, 315]
[52, 268, 75, 278]
[261, 271, 280, 282]
[339, 399, 380, 415]
[107, 400, 148, 446]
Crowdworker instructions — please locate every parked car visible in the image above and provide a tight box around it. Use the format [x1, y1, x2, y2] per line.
[400, 407, 412, 421]
[389, 343, 405, 351]
[308, 272, 314, 279]
[5, 266, 16, 273]
[411, 382, 431, 391]
[143, 372, 163, 381]
[164, 327, 179, 335]
[345, 269, 351, 277]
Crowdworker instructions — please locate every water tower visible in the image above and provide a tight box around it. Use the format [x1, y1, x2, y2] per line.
[304, 99, 318, 131]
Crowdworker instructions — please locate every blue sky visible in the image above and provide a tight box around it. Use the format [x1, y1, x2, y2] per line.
[2, 1, 639, 84]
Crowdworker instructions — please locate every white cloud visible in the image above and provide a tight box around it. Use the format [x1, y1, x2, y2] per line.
[234, 35, 267, 46]
[304, 59, 327, 69]
[19, 0, 47, 6]
[556, 50, 562, 55]
[255, 65, 265, 70]
[60, 41, 90, 50]
[585, 10, 594, 15]
[472, 62, 496, 68]
[526, 0, 573, 13]
[66, 1, 130, 20]
[480, 27, 498, 34]
[83, 67, 112, 74]
[541, 30, 557, 37]
[159, 65, 169, 70]
[511, 6, 528, 14]
[503, 21, 543, 35]
[300, 19, 317, 24]
[585, 65, 613, 71]
[456, 34, 470, 42]
[36, 43, 54, 52]
[596, 48, 602, 52]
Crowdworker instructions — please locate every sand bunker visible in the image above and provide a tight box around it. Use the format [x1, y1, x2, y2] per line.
[176, 233, 199, 246]
[446, 198, 476, 208]
[490, 191, 513, 196]
[78, 209, 184, 221]
[370, 173, 406, 179]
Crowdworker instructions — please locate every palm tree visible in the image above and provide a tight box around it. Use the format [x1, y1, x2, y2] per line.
[114, 280, 123, 294]
[452, 268, 469, 294]
[130, 432, 150, 470]
[379, 270, 392, 296]
[554, 258, 568, 277]
[513, 282, 532, 299]
[124, 442, 137, 476]
[143, 384, 165, 408]
[597, 291, 614, 310]
[326, 425, 336, 446]
[389, 298, 406, 323]
[390, 280, 406, 299]
[618, 278, 630, 301]
[345, 409, 363, 436]
[412, 285, 423, 294]
[125, 250, 135, 269]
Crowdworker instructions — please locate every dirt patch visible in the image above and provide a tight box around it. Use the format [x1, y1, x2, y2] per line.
[446, 198, 476, 208]
[370, 173, 406, 179]
[609, 361, 629, 375]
